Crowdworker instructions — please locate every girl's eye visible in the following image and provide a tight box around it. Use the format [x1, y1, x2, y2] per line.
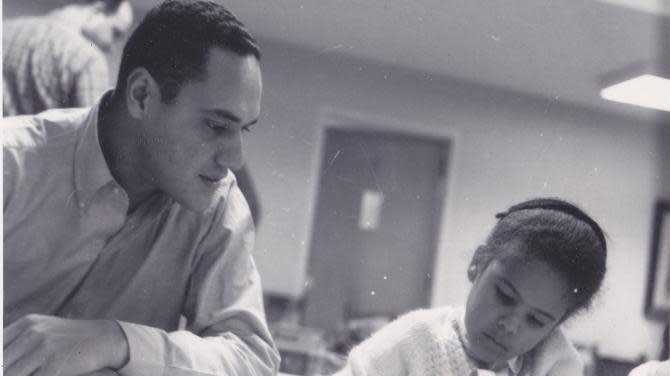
[495, 286, 515, 305]
[528, 316, 546, 328]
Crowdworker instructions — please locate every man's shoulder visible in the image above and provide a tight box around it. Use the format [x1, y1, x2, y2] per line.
[2, 108, 91, 150]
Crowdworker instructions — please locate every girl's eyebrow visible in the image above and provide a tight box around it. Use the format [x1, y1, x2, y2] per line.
[500, 278, 557, 321]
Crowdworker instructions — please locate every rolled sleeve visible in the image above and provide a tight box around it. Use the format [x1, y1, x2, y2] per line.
[116, 322, 167, 375]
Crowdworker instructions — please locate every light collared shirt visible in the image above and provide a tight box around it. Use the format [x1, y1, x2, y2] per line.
[3, 98, 279, 375]
[3, 14, 110, 116]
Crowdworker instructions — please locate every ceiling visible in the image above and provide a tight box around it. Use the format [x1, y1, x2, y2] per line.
[209, 0, 668, 118]
[10, 0, 665, 117]
[8, 1, 626, 117]
[5, 0, 667, 117]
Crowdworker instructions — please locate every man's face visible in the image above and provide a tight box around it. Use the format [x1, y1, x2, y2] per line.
[138, 48, 262, 213]
[464, 248, 573, 366]
[82, 1, 133, 52]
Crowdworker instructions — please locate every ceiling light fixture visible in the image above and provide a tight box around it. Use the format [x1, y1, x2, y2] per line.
[600, 74, 670, 112]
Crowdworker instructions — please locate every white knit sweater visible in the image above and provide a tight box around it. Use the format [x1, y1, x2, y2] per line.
[334, 306, 583, 376]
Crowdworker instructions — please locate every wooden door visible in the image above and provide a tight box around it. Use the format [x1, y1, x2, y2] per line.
[303, 128, 449, 333]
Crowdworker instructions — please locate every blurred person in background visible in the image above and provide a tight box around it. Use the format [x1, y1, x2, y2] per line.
[3, 0, 133, 116]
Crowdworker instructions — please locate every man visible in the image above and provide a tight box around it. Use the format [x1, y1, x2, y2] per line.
[3, 0, 134, 116]
[3, 0, 279, 375]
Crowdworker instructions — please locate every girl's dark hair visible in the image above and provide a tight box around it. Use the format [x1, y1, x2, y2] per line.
[485, 198, 607, 316]
[115, 0, 260, 104]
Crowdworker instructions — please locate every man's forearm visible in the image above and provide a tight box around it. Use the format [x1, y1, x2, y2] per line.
[116, 320, 279, 375]
[3, 315, 130, 376]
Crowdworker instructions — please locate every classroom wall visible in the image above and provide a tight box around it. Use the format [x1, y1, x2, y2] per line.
[245, 38, 667, 360]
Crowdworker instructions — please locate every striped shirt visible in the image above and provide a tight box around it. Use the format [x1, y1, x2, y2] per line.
[2, 15, 110, 116]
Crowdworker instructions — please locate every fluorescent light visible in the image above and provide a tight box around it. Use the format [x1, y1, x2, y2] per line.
[594, 0, 670, 16]
[601, 74, 670, 112]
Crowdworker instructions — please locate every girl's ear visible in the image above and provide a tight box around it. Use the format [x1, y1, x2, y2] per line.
[468, 245, 490, 282]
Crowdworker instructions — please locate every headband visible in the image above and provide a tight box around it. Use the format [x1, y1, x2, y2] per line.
[495, 198, 607, 252]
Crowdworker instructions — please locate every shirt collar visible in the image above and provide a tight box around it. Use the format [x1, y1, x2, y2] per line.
[74, 92, 117, 205]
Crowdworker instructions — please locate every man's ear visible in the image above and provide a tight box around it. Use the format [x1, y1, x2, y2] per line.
[468, 245, 490, 282]
[125, 68, 158, 119]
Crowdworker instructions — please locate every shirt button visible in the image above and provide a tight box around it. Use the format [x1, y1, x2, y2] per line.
[79, 202, 86, 208]
[112, 187, 120, 194]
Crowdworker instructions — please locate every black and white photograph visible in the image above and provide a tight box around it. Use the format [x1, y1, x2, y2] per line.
[3, 1, 670, 375]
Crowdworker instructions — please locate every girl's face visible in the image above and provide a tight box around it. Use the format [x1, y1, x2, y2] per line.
[464, 246, 574, 366]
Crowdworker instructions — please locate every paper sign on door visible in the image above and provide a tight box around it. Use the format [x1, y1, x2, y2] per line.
[359, 189, 384, 230]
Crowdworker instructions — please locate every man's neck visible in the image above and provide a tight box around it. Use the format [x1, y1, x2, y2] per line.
[98, 92, 159, 214]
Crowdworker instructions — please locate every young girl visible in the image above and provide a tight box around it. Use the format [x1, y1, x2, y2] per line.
[334, 197, 607, 376]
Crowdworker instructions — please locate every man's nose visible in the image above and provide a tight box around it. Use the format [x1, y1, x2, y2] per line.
[214, 134, 244, 171]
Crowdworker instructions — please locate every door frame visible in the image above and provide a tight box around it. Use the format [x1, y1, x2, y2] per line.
[299, 106, 463, 311]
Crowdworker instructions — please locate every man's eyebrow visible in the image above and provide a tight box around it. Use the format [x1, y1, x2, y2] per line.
[500, 278, 557, 321]
[203, 109, 241, 123]
[203, 109, 259, 127]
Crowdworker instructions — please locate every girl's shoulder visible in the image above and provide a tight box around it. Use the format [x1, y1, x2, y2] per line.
[351, 306, 462, 351]
[394, 305, 462, 323]
[387, 306, 462, 335]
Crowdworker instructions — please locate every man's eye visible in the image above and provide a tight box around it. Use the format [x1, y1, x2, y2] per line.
[241, 125, 252, 133]
[206, 120, 228, 132]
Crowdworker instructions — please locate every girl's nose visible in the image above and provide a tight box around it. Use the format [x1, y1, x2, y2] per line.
[497, 314, 519, 335]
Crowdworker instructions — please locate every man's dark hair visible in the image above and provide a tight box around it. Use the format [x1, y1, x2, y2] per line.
[115, 0, 260, 104]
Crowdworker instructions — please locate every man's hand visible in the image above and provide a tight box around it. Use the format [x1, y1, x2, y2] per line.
[3, 314, 129, 376]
